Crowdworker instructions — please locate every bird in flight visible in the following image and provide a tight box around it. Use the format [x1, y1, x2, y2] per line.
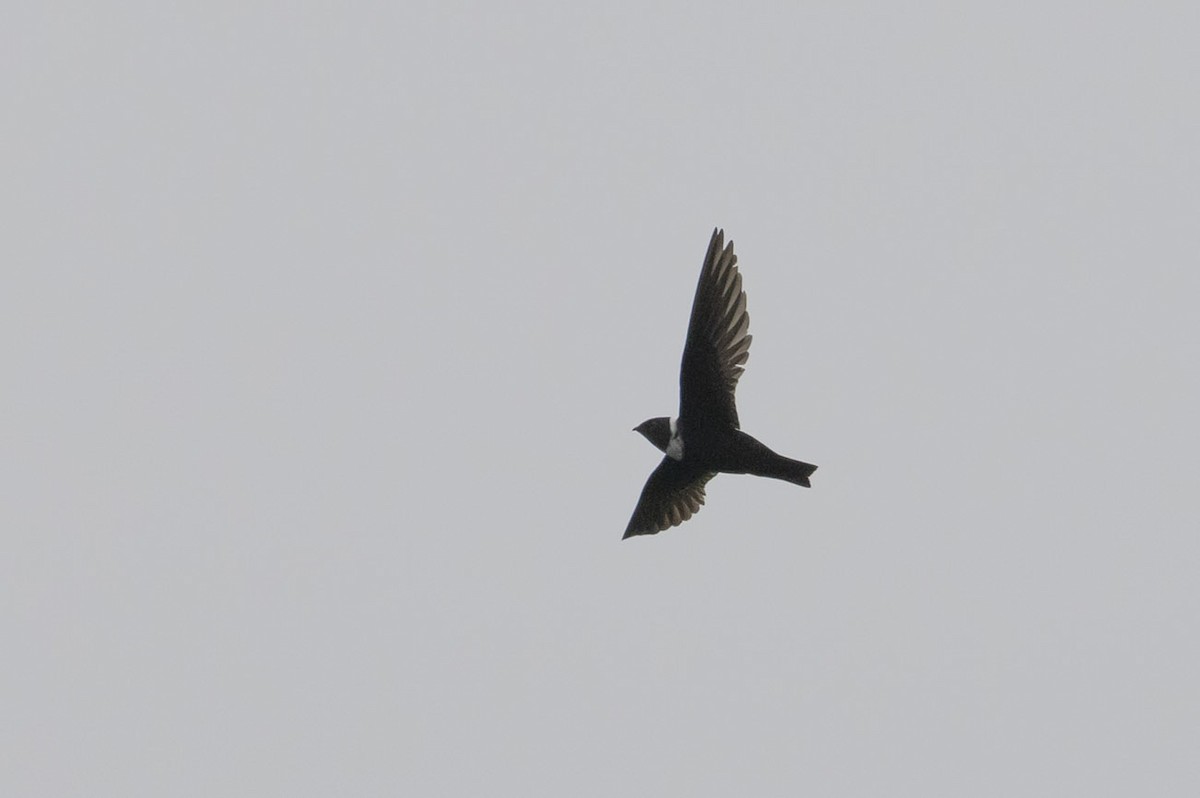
[624, 228, 817, 539]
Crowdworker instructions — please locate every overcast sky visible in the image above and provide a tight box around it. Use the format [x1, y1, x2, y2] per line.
[5, 3, 1198, 796]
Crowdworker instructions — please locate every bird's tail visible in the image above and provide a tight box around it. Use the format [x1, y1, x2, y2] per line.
[733, 431, 818, 488]
[767, 456, 817, 488]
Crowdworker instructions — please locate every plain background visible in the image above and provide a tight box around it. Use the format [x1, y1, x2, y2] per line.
[5, 3, 1198, 795]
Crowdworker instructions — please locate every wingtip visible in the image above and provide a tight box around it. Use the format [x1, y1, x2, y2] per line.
[623, 523, 659, 540]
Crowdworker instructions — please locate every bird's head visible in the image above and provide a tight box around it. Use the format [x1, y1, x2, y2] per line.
[633, 417, 673, 453]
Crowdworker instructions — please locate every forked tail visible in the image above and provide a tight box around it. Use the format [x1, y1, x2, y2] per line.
[734, 431, 818, 487]
[770, 456, 817, 487]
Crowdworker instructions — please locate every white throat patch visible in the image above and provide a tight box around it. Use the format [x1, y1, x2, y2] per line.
[666, 417, 684, 461]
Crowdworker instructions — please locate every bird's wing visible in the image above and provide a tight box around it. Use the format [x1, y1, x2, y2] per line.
[623, 457, 716, 538]
[678, 228, 752, 431]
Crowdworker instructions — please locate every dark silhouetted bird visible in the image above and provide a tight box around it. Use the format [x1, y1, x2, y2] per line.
[624, 229, 817, 539]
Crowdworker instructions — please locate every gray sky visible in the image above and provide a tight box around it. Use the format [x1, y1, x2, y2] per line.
[5, 3, 1198, 795]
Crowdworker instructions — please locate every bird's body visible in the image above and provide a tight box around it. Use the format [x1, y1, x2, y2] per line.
[624, 229, 817, 539]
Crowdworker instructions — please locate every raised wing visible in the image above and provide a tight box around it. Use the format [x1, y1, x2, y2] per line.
[678, 228, 752, 431]
[623, 458, 716, 538]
